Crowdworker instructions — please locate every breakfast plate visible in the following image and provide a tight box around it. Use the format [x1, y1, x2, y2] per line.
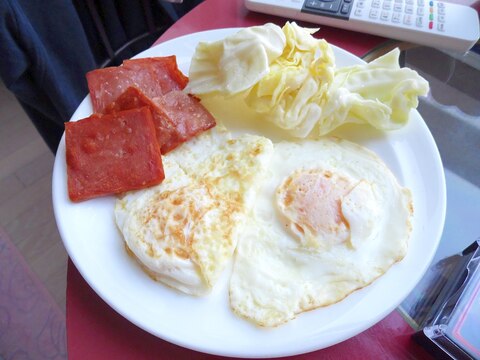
[52, 28, 446, 358]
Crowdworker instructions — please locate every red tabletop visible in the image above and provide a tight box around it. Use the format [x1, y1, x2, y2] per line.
[67, 0, 432, 358]
[153, 0, 388, 57]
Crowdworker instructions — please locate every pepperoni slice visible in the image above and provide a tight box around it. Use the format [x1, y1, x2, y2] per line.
[152, 91, 216, 152]
[86, 56, 187, 113]
[123, 56, 188, 91]
[105, 87, 216, 154]
[65, 107, 164, 202]
[104, 86, 179, 154]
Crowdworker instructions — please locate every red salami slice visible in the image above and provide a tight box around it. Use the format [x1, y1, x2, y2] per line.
[65, 107, 164, 202]
[152, 91, 216, 151]
[123, 57, 188, 91]
[86, 56, 187, 113]
[104, 86, 180, 154]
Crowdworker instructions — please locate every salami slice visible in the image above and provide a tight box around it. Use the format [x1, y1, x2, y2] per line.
[104, 86, 180, 154]
[152, 91, 216, 152]
[65, 107, 164, 202]
[86, 56, 187, 113]
[123, 57, 188, 91]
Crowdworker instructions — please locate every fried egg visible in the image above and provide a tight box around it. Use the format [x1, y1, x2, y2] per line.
[229, 138, 413, 326]
[115, 126, 274, 295]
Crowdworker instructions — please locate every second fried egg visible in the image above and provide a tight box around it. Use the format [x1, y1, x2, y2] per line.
[229, 138, 413, 327]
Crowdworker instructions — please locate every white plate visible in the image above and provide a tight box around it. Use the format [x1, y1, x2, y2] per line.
[52, 28, 446, 358]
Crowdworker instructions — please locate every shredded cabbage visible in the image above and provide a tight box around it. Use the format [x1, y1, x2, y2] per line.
[244, 22, 335, 137]
[187, 23, 429, 137]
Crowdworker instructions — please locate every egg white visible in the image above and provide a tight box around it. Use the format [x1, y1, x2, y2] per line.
[115, 126, 274, 295]
[229, 137, 413, 327]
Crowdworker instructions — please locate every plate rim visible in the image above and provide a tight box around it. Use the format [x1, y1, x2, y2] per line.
[52, 27, 447, 358]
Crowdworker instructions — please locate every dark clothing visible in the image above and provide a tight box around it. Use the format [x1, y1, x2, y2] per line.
[0, 0, 202, 153]
[0, 0, 96, 153]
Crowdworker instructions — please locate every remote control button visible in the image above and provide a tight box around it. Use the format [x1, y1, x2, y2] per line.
[406, 0, 414, 4]
[372, 0, 381, 7]
[417, 7, 424, 15]
[417, 0, 425, 6]
[380, 10, 390, 20]
[394, 3, 403, 11]
[370, 8, 379, 18]
[341, 3, 351, 13]
[428, 21, 433, 29]
[357, 1, 366, 8]
[437, 2, 445, 7]
[416, 16, 424, 26]
[429, 13, 434, 20]
[383, 1, 392, 10]
[437, 22, 445, 31]
[438, 7, 445, 14]
[403, 14, 413, 24]
[405, 5, 413, 13]
[327, 1, 342, 11]
[305, 0, 320, 8]
[344, 0, 353, 3]
[394, 0, 403, 3]
[354, 8, 363, 15]
[438, 14, 445, 22]
[392, 12, 402, 22]
[306, 0, 342, 12]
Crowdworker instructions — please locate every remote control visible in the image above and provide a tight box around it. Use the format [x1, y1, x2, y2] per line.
[245, 0, 479, 52]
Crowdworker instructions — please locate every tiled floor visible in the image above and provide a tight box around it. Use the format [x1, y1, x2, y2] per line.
[0, 83, 67, 314]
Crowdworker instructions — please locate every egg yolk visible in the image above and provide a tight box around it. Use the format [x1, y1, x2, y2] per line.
[276, 169, 353, 248]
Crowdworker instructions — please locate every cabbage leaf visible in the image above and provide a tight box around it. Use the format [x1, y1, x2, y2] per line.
[187, 23, 429, 137]
[186, 23, 286, 95]
[315, 48, 430, 135]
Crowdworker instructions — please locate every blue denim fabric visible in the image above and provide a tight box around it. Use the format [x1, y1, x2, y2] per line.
[0, 0, 97, 153]
[0, 0, 202, 153]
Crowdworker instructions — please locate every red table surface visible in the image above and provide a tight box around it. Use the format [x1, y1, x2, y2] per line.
[153, 0, 388, 57]
[67, 0, 432, 358]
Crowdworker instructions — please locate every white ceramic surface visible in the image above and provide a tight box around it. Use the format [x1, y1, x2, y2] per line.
[52, 28, 446, 358]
